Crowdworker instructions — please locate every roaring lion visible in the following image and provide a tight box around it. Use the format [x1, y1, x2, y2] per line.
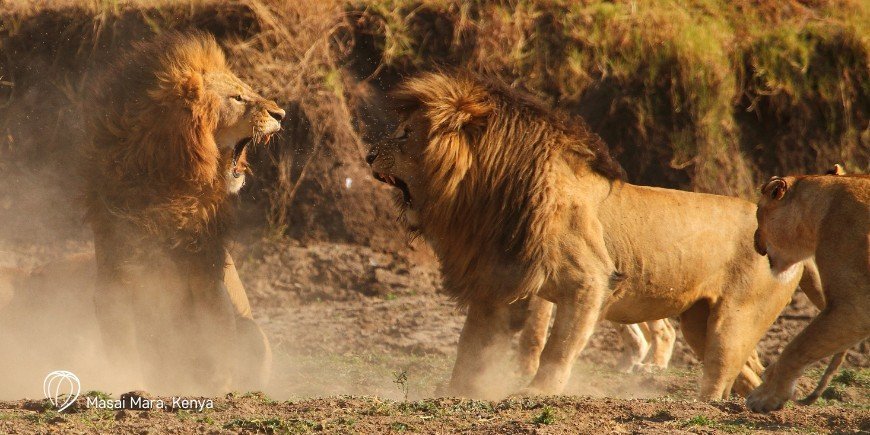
[367, 71, 804, 399]
[82, 32, 282, 394]
[747, 171, 869, 412]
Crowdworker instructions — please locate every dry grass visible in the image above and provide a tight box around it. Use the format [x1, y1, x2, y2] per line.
[0, 0, 866, 244]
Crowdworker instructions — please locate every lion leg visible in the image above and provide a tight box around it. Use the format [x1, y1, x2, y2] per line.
[701, 293, 792, 401]
[186, 257, 238, 395]
[799, 351, 846, 406]
[644, 318, 676, 370]
[234, 316, 273, 391]
[616, 323, 649, 373]
[732, 349, 764, 397]
[444, 301, 513, 398]
[747, 300, 869, 412]
[678, 300, 709, 361]
[523, 276, 608, 395]
[223, 253, 272, 391]
[517, 297, 553, 378]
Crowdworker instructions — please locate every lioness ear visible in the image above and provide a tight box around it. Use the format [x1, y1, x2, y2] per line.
[761, 177, 788, 200]
[825, 163, 846, 175]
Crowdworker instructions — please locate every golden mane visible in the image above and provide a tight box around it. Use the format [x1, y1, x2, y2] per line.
[392, 71, 624, 305]
[83, 31, 232, 250]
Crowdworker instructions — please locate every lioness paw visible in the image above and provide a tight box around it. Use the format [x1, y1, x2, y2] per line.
[746, 383, 791, 412]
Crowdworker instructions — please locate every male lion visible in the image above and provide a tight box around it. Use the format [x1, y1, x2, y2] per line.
[367, 71, 803, 399]
[82, 32, 283, 394]
[747, 172, 869, 412]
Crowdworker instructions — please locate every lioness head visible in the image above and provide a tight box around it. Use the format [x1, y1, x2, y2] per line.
[754, 165, 847, 266]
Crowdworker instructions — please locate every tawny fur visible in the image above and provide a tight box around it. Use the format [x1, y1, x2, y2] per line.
[370, 71, 807, 400]
[747, 173, 869, 412]
[82, 31, 280, 394]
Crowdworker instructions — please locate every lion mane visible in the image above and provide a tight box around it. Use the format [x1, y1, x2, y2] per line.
[83, 31, 232, 253]
[392, 71, 624, 306]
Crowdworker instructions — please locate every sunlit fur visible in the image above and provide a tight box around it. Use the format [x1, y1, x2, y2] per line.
[392, 71, 624, 306]
[382, 71, 814, 401]
[81, 31, 279, 394]
[748, 173, 869, 412]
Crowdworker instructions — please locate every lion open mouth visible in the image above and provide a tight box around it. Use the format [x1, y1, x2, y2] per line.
[231, 138, 252, 178]
[231, 133, 274, 178]
[374, 172, 412, 206]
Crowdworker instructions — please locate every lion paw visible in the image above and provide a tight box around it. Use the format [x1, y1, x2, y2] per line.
[746, 382, 792, 412]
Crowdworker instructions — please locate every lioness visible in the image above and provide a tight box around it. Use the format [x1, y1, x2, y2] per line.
[747, 172, 869, 411]
[83, 32, 282, 394]
[367, 71, 802, 399]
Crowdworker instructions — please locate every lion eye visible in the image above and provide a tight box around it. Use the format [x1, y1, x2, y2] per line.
[231, 95, 244, 102]
[392, 125, 409, 141]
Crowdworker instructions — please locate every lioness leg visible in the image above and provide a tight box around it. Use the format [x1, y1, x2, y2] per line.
[445, 301, 513, 398]
[616, 323, 650, 373]
[639, 319, 675, 370]
[747, 300, 870, 412]
[517, 297, 553, 378]
[523, 277, 608, 395]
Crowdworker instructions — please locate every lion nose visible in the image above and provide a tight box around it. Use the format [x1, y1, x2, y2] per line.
[269, 108, 285, 122]
[365, 149, 379, 165]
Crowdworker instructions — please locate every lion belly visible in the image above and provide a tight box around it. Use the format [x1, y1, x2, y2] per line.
[593, 182, 765, 323]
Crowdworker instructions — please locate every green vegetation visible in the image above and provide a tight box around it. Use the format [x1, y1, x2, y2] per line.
[532, 405, 556, 425]
[0, 0, 865, 234]
[683, 414, 716, 427]
[833, 368, 870, 387]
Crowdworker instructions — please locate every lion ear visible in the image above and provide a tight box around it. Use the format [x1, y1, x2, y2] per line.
[434, 87, 493, 133]
[761, 177, 788, 200]
[178, 71, 204, 103]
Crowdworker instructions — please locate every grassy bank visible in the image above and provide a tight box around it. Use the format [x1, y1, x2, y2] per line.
[1, 0, 866, 245]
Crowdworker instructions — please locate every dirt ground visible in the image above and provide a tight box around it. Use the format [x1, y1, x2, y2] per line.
[0, 227, 867, 434]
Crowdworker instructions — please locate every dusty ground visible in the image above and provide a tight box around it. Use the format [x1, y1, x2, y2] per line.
[0, 227, 867, 433]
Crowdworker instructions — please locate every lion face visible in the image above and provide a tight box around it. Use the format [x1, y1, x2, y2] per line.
[210, 72, 285, 193]
[366, 110, 431, 230]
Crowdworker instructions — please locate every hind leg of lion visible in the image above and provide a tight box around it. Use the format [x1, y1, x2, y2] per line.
[517, 297, 553, 378]
[747, 298, 869, 412]
[680, 300, 765, 399]
[701, 282, 794, 401]
[522, 275, 609, 395]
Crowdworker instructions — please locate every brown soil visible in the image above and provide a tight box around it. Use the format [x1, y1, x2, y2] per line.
[1, 393, 868, 434]
[0, 232, 867, 433]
